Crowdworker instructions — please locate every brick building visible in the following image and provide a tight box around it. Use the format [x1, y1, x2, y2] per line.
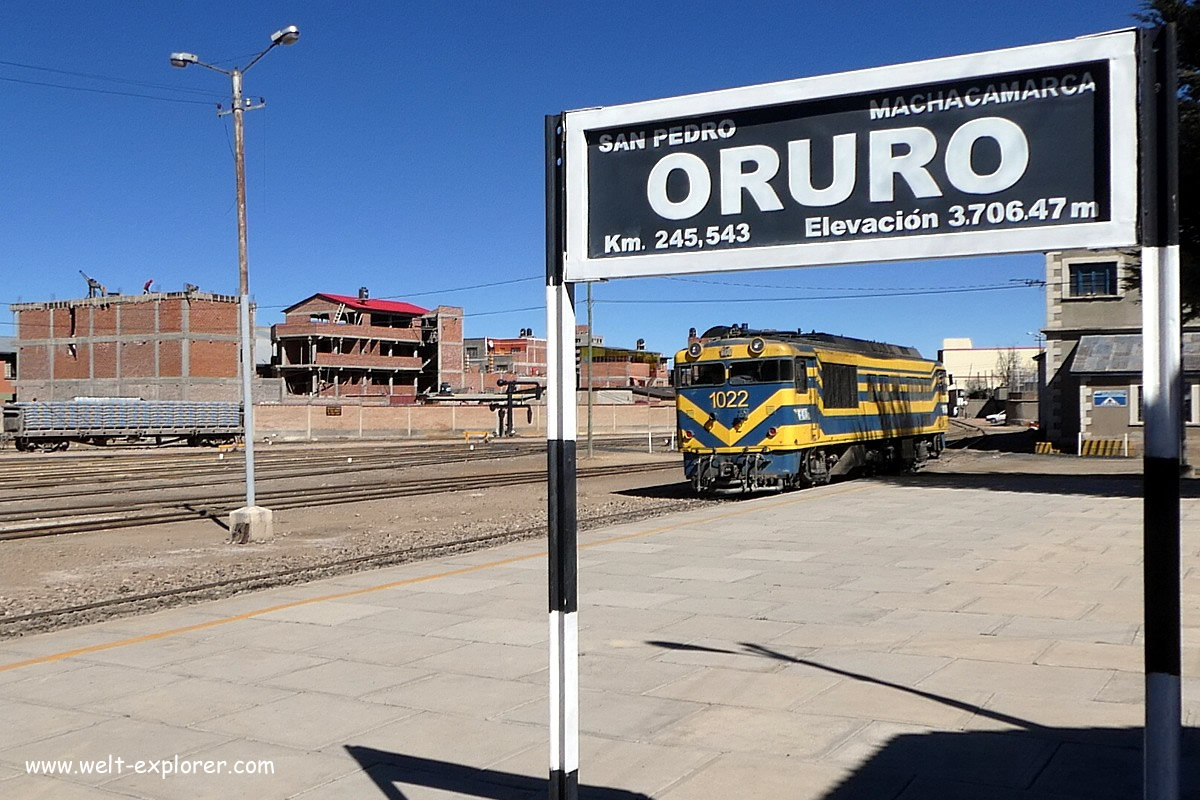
[462, 325, 668, 392]
[8, 292, 258, 401]
[272, 290, 463, 400]
[579, 343, 670, 389]
[0, 338, 15, 401]
[462, 331, 547, 392]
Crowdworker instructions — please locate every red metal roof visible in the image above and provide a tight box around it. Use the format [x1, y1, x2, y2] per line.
[294, 293, 428, 316]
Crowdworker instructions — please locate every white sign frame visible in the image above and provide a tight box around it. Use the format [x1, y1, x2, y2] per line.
[563, 31, 1138, 282]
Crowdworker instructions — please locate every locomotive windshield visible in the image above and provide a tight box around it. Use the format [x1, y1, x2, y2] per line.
[728, 358, 794, 385]
[678, 362, 725, 387]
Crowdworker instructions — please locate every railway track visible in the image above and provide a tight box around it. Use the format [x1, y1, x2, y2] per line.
[0, 435, 659, 489]
[2, 443, 548, 502]
[0, 460, 679, 540]
[0, 499, 711, 636]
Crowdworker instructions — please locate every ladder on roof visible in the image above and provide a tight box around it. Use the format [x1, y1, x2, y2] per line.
[332, 303, 346, 325]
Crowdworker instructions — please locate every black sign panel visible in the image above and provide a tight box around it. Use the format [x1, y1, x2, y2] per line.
[563, 33, 1136, 280]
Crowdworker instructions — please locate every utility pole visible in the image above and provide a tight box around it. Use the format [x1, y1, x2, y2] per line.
[231, 67, 257, 508]
[171, 25, 299, 542]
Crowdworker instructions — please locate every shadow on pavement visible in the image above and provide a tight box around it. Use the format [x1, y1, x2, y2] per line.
[645, 640, 1199, 799]
[615, 469, 1200, 501]
[817, 725, 1200, 800]
[879, 470, 1200, 498]
[343, 748, 654, 800]
[948, 426, 1040, 453]
[612, 481, 699, 501]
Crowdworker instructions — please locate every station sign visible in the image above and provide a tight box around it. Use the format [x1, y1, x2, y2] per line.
[562, 31, 1137, 281]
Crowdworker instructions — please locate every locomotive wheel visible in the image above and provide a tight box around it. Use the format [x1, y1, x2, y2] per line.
[804, 450, 831, 486]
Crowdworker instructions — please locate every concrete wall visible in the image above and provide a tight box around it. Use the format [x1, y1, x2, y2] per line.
[253, 401, 676, 441]
[938, 344, 1040, 392]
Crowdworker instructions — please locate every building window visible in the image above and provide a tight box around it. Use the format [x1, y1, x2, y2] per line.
[1067, 261, 1118, 298]
[1131, 383, 1197, 425]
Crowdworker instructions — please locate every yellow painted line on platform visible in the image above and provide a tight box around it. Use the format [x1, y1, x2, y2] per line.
[0, 483, 868, 674]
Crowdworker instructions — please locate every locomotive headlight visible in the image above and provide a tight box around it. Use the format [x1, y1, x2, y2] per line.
[748, 337, 765, 356]
[687, 342, 702, 359]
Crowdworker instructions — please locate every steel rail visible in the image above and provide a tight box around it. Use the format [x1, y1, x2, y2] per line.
[0, 461, 678, 540]
[0, 435, 655, 485]
[0, 443, 547, 501]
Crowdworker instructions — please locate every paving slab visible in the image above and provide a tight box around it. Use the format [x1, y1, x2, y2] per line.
[193, 692, 414, 750]
[0, 474, 1194, 799]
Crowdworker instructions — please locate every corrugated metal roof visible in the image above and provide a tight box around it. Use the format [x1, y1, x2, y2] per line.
[284, 293, 428, 316]
[318, 293, 428, 316]
[1071, 333, 1200, 374]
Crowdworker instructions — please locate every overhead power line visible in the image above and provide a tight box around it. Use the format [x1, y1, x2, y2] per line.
[0, 59, 225, 98]
[0, 74, 216, 105]
[383, 275, 540, 299]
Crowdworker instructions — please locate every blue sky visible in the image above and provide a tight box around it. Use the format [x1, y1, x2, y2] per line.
[0, 1, 1141, 360]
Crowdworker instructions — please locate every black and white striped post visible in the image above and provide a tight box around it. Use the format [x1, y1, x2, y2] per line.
[1139, 25, 1181, 800]
[545, 113, 579, 800]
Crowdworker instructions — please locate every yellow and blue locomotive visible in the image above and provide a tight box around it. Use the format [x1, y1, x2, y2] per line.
[674, 325, 947, 494]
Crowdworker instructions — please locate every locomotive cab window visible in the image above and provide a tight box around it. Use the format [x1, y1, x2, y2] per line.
[678, 362, 725, 387]
[821, 362, 859, 408]
[794, 358, 809, 392]
[728, 358, 793, 385]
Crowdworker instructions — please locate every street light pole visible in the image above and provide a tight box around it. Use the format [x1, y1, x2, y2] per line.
[172, 25, 299, 538]
[231, 66, 256, 506]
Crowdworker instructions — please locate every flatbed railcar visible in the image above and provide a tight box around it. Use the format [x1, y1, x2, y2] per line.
[675, 326, 947, 494]
[2, 399, 243, 451]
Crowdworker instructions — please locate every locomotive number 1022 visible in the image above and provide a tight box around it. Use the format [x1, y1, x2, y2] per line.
[708, 389, 749, 408]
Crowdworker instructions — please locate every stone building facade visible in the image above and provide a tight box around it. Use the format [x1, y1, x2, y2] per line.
[1041, 248, 1200, 451]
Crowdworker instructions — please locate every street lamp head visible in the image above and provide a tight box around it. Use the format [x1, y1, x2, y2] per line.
[270, 25, 300, 46]
[169, 52, 199, 68]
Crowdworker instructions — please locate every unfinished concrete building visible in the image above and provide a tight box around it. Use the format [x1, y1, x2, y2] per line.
[463, 325, 667, 392]
[272, 289, 463, 400]
[462, 331, 547, 392]
[8, 291, 255, 401]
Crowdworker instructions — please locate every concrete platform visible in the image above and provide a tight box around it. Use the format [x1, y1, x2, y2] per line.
[1, 473, 1198, 799]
